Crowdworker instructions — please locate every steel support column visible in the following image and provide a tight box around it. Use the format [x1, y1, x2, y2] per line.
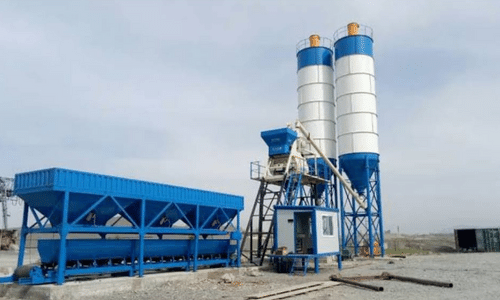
[138, 198, 146, 277]
[353, 200, 358, 255]
[237, 211, 241, 267]
[339, 179, 346, 250]
[376, 168, 385, 256]
[17, 202, 29, 268]
[340, 160, 384, 258]
[366, 157, 374, 258]
[56, 191, 70, 285]
[193, 205, 200, 271]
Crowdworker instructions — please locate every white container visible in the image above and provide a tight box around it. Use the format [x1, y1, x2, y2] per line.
[297, 58, 336, 159]
[335, 54, 379, 156]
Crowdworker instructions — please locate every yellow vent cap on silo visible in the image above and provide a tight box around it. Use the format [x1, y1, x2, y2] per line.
[347, 22, 359, 35]
[309, 34, 320, 47]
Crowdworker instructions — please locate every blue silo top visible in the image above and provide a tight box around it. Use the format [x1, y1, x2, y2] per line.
[334, 35, 373, 60]
[297, 46, 333, 71]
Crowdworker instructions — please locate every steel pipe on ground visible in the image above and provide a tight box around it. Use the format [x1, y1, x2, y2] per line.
[330, 275, 384, 291]
[382, 272, 453, 288]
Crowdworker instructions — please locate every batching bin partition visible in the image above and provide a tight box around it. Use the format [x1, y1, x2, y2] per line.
[10, 168, 244, 285]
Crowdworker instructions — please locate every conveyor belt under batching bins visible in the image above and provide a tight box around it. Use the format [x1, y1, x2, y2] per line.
[1, 168, 243, 285]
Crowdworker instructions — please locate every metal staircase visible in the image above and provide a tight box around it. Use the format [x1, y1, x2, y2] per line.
[284, 172, 304, 206]
[241, 180, 286, 266]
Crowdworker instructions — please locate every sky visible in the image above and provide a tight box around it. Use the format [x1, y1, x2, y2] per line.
[0, 0, 499, 234]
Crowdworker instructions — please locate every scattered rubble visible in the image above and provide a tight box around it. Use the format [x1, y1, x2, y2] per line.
[0, 230, 16, 250]
[220, 273, 236, 283]
[244, 269, 263, 277]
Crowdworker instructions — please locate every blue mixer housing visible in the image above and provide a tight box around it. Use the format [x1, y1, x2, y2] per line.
[261, 128, 298, 157]
[5, 168, 244, 285]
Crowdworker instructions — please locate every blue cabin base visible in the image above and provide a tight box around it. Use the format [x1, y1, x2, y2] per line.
[272, 206, 342, 275]
[269, 253, 341, 276]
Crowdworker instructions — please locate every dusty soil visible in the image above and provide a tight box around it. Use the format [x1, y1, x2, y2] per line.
[384, 233, 457, 253]
[89, 253, 500, 300]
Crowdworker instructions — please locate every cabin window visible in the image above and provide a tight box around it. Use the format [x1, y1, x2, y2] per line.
[322, 215, 334, 236]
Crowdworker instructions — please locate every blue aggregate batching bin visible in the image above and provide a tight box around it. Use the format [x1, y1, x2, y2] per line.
[6, 168, 244, 285]
[38, 239, 236, 264]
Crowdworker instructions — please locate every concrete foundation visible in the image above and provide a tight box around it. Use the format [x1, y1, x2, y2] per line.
[0, 267, 260, 300]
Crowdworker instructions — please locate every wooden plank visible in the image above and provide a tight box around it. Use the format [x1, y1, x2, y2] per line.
[263, 282, 341, 300]
[246, 281, 325, 299]
[247, 282, 340, 300]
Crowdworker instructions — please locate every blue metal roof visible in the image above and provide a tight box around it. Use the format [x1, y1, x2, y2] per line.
[14, 168, 244, 210]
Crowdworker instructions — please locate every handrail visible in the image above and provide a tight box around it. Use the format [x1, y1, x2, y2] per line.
[333, 24, 373, 43]
[250, 161, 265, 180]
[296, 36, 333, 53]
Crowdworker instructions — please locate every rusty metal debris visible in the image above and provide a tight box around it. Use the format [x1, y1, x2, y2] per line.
[329, 275, 384, 291]
[388, 255, 406, 258]
[334, 275, 384, 281]
[329, 272, 454, 292]
[381, 272, 453, 288]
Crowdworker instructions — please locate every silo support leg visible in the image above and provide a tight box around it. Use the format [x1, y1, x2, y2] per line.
[376, 169, 385, 257]
[366, 157, 374, 258]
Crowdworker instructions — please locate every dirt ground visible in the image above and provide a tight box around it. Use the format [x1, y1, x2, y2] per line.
[85, 252, 500, 300]
[384, 233, 457, 253]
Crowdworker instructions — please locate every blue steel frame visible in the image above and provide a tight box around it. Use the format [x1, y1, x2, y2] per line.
[272, 205, 342, 273]
[3, 168, 243, 285]
[247, 130, 340, 270]
[284, 169, 337, 208]
[339, 158, 384, 257]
